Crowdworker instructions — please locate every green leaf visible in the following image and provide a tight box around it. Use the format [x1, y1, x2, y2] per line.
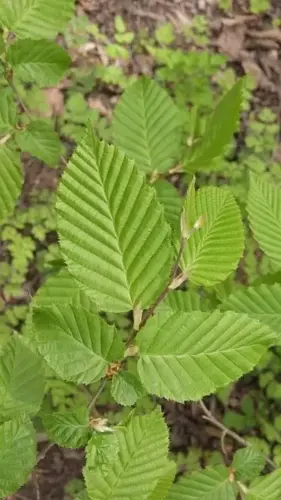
[232, 447, 265, 482]
[8, 39, 71, 86]
[0, 146, 22, 224]
[181, 176, 196, 235]
[181, 187, 244, 286]
[0, 89, 17, 132]
[148, 462, 176, 500]
[159, 290, 211, 313]
[16, 120, 61, 165]
[166, 466, 237, 499]
[42, 406, 90, 448]
[85, 432, 119, 475]
[32, 303, 124, 384]
[247, 469, 281, 499]
[187, 79, 243, 170]
[247, 174, 281, 268]
[153, 180, 183, 233]
[221, 284, 281, 335]
[137, 310, 276, 402]
[112, 77, 181, 173]
[114, 15, 126, 34]
[0, 417, 36, 497]
[0, 0, 75, 39]
[111, 371, 146, 406]
[0, 335, 44, 419]
[155, 23, 175, 45]
[57, 130, 172, 312]
[85, 409, 169, 500]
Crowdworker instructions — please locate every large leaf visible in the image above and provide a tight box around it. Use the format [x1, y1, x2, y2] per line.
[166, 466, 237, 499]
[186, 79, 243, 171]
[16, 119, 61, 165]
[232, 447, 265, 482]
[137, 310, 276, 402]
[0, 89, 17, 132]
[42, 406, 90, 448]
[181, 186, 244, 286]
[8, 39, 71, 87]
[0, 335, 44, 419]
[57, 131, 172, 312]
[85, 409, 169, 500]
[247, 469, 281, 499]
[159, 290, 211, 313]
[0, 0, 75, 39]
[32, 303, 124, 384]
[221, 284, 281, 335]
[247, 174, 281, 268]
[0, 146, 22, 224]
[153, 180, 183, 233]
[111, 371, 146, 406]
[112, 77, 181, 173]
[0, 417, 36, 497]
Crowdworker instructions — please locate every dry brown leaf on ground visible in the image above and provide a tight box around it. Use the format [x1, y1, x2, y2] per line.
[42, 88, 64, 118]
[216, 23, 246, 60]
[88, 95, 112, 117]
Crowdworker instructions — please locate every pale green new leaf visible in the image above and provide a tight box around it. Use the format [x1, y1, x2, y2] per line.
[181, 176, 196, 234]
[57, 131, 172, 312]
[232, 447, 265, 482]
[153, 180, 183, 232]
[186, 79, 243, 170]
[42, 406, 90, 448]
[111, 371, 146, 406]
[181, 187, 244, 286]
[85, 432, 119, 475]
[137, 310, 276, 402]
[247, 174, 281, 268]
[221, 284, 281, 335]
[112, 77, 181, 173]
[148, 462, 176, 500]
[85, 409, 169, 500]
[246, 469, 281, 499]
[166, 466, 237, 499]
[16, 120, 61, 165]
[32, 303, 124, 384]
[8, 39, 71, 87]
[0, 417, 36, 497]
[159, 290, 211, 313]
[0, 146, 22, 224]
[0, 335, 44, 419]
[0, 0, 75, 39]
[0, 89, 17, 132]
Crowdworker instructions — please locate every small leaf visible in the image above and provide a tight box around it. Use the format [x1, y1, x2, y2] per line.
[155, 23, 175, 45]
[0, 146, 23, 224]
[0, 417, 36, 497]
[0, 335, 45, 419]
[186, 79, 243, 170]
[247, 469, 281, 499]
[112, 77, 181, 173]
[247, 174, 281, 268]
[32, 303, 124, 384]
[85, 432, 119, 474]
[166, 466, 237, 499]
[0, 89, 17, 132]
[232, 447, 265, 482]
[111, 372, 146, 406]
[114, 15, 126, 34]
[8, 39, 71, 86]
[42, 406, 90, 448]
[153, 180, 183, 234]
[181, 176, 196, 237]
[137, 310, 276, 402]
[16, 120, 61, 165]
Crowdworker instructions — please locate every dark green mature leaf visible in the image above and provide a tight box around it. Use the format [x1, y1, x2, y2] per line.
[181, 186, 244, 286]
[186, 79, 243, 171]
[153, 180, 183, 233]
[0, 335, 44, 419]
[42, 406, 90, 448]
[0, 0, 75, 39]
[112, 77, 181, 173]
[16, 120, 61, 165]
[111, 371, 146, 406]
[166, 466, 237, 499]
[0, 417, 36, 497]
[0, 146, 22, 224]
[247, 469, 281, 499]
[247, 174, 281, 268]
[0, 89, 17, 132]
[232, 447, 265, 482]
[137, 310, 276, 402]
[85, 409, 170, 500]
[32, 303, 124, 384]
[57, 130, 172, 312]
[8, 40, 71, 87]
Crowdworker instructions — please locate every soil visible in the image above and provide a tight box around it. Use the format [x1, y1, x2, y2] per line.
[9, 0, 281, 498]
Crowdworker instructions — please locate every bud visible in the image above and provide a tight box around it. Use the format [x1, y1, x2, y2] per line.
[89, 417, 113, 433]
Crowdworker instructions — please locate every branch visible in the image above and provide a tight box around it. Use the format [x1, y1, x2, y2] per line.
[88, 378, 107, 413]
[199, 400, 276, 470]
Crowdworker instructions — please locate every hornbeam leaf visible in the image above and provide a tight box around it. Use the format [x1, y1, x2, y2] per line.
[0, 147, 22, 224]
[247, 469, 281, 499]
